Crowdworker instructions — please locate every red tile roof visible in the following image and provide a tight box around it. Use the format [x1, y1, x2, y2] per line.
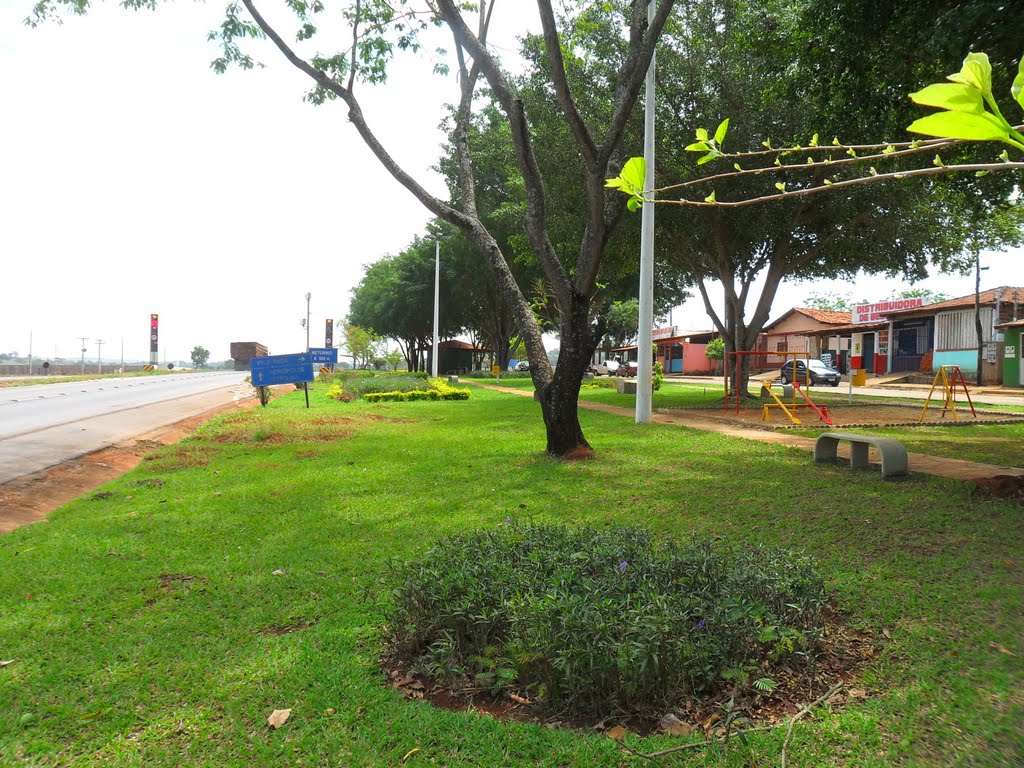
[884, 287, 1024, 315]
[795, 307, 853, 324]
[765, 307, 852, 330]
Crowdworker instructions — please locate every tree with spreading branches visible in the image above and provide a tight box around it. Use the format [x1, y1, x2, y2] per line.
[29, 0, 676, 457]
[605, 2, 1024, 394]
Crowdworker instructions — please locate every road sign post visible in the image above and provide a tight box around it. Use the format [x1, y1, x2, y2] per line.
[250, 353, 315, 409]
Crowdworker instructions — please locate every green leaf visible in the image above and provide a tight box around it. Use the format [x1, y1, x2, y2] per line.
[933, 154, 945, 167]
[882, 144, 896, 154]
[823, 179, 833, 185]
[761, 139, 772, 149]
[626, 196, 642, 212]
[696, 127, 709, 141]
[685, 141, 710, 152]
[1012, 56, 1024, 110]
[775, 182, 786, 192]
[753, 677, 778, 693]
[832, 137, 840, 146]
[948, 52, 993, 99]
[846, 148, 858, 157]
[976, 170, 989, 177]
[714, 118, 729, 146]
[909, 83, 984, 114]
[733, 162, 742, 171]
[907, 111, 1010, 142]
[809, 133, 819, 147]
[620, 156, 646, 192]
[1000, 149, 1010, 162]
[704, 190, 717, 203]
[697, 153, 717, 165]
[869, 167, 878, 175]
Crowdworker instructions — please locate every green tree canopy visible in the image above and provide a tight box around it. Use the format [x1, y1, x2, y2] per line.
[190, 346, 210, 369]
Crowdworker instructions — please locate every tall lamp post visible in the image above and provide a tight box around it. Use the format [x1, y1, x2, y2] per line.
[432, 237, 441, 378]
[304, 292, 312, 353]
[635, 0, 657, 423]
[78, 337, 88, 375]
[95, 339, 105, 375]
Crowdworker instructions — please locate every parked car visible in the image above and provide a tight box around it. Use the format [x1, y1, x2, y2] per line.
[778, 359, 841, 386]
[588, 358, 621, 376]
[513, 360, 530, 371]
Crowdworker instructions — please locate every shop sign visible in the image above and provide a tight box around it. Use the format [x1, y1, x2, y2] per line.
[853, 298, 924, 323]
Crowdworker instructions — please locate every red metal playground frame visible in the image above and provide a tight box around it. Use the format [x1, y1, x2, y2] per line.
[725, 350, 833, 425]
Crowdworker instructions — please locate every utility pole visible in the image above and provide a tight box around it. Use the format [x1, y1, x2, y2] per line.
[95, 339, 105, 376]
[974, 253, 989, 386]
[432, 237, 440, 378]
[305, 292, 312, 353]
[78, 336, 88, 375]
[28, 330, 33, 376]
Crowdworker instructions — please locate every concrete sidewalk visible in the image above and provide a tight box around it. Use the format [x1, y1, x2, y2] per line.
[470, 381, 1024, 481]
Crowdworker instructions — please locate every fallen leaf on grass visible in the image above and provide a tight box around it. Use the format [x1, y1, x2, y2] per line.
[991, 643, 1016, 656]
[0, 659, 16, 668]
[267, 709, 291, 729]
[401, 747, 420, 763]
[271, 569, 285, 576]
[605, 725, 628, 741]
[848, 688, 868, 699]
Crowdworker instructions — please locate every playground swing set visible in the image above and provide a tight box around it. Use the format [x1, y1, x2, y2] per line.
[724, 351, 833, 426]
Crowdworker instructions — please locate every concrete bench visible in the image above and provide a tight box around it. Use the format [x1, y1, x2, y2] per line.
[814, 432, 909, 478]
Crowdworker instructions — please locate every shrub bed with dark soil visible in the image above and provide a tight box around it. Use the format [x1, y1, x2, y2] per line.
[380, 523, 865, 730]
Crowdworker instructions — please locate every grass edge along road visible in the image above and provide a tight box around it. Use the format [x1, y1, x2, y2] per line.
[0, 383, 1021, 767]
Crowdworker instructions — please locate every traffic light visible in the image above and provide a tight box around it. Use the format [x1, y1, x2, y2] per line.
[325, 318, 334, 348]
[150, 314, 159, 362]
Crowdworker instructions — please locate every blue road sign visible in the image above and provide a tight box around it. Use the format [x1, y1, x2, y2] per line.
[308, 347, 338, 365]
[250, 353, 314, 386]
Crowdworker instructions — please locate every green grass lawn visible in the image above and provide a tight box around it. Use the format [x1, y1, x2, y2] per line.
[1, 384, 1021, 766]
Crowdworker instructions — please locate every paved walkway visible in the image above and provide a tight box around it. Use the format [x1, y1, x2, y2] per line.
[468, 381, 1023, 481]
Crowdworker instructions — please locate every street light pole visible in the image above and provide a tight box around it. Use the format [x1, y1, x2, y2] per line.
[432, 237, 440, 378]
[95, 339, 105, 376]
[635, 0, 656, 423]
[78, 337, 88, 375]
[305, 292, 312, 353]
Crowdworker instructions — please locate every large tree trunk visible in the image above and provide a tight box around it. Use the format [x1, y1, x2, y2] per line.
[535, 295, 593, 458]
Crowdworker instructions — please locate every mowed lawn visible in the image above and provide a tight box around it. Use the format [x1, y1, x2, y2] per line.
[0, 384, 1021, 767]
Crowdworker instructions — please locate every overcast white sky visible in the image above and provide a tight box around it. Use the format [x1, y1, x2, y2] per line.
[1, 2, 1020, 364]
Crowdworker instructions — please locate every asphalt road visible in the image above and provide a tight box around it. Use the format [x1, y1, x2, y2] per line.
[0, 371, 250, 484]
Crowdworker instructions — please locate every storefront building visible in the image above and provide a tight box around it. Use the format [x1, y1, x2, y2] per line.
[996, 320, 1024, 388]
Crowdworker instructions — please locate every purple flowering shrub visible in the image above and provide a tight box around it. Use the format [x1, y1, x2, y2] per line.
[381, 523, 825, 719]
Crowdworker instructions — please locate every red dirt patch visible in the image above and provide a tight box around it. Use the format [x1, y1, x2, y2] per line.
[0, 395, 263, 535]
[970, 474, 1024, 500]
